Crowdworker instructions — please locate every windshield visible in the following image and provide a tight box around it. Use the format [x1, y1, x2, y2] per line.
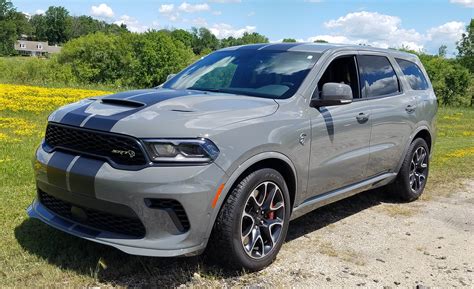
[163, 50, 321, 99]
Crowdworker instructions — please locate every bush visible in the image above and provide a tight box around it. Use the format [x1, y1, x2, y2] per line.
[126, 31, 195, 87]
[420, 55, 471, 106]
[57, 32, 134, 86]
[0, 57, 77, 86]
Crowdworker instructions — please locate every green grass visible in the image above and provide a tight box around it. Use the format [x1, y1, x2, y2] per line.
[0, 93, 473, 286]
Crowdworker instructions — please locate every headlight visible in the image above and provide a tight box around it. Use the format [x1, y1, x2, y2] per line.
[143, 138, 219, 163]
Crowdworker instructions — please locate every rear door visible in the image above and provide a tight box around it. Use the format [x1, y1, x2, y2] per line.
[357, 53, 418, 176]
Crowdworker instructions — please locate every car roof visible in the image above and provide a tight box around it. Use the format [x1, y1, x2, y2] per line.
[218, 42, 418, 60]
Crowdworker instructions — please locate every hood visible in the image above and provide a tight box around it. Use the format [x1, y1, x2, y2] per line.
[51, 88, 279, 138]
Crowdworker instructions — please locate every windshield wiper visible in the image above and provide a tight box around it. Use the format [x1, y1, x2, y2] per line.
[189, 87, 225, 93]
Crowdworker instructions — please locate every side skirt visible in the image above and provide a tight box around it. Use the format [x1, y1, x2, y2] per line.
[290, 172, 397, 220]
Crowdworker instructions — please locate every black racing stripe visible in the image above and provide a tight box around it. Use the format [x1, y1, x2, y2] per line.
[68, 157, 105, 197]
[82, 89, 200, 131]
[101, 90, 151, 100]
[260, 43, 303, 51]
[60, 91, 147, 127]
[60, 102, 92, 127]
[47, 152, 76, 189]
[81, 109, 142, 131]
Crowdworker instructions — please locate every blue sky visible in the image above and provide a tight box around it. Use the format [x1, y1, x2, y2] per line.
[14, 0, 474, 55]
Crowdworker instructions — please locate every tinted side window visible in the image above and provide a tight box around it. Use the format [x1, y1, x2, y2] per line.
[358, 55, 400, 98]
[396, 58, 429, 90]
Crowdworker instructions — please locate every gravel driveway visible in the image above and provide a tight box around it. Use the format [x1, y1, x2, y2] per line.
[185, 181, 474, 287]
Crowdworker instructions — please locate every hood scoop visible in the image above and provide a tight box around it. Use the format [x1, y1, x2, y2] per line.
[101, 98, 145, 108]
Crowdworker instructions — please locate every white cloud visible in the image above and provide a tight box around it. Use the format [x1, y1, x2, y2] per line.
[208, 23, 256, 38]
[114, 15, 148, 32]
[247, 11, 255, 17]
[426, 21, 465, 54]
[35, 9, 45, 15]
[309, 11, 465, 54]
[178, 2, 210, 13]
[159, 4, 174, 13]
[91, 3, 114, 18]
[160, 2, 211, 22]
[307, 35, 353, 44]
[450, 0, 474, 8]
[159, 4, 180, 21]
[212, 10, 222, 15]
[323, 11, 423, 45]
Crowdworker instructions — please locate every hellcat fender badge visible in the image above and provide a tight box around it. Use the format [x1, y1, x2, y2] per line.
[299, 133, 307, 145]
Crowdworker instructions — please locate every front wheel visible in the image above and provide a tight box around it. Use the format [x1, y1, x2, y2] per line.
[209, 168, 291, 271]
[389, 138, 430, 201]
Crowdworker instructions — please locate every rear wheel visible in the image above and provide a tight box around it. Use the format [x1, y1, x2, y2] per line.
[209, 168, 290, 271]
[390, 138, 430, 201]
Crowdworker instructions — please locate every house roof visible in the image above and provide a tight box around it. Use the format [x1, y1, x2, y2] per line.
[14, 40, 62, 53]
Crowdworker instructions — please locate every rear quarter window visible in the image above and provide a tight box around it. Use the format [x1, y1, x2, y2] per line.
[357, 55, 400, 98]
[396, 58, 429, 90]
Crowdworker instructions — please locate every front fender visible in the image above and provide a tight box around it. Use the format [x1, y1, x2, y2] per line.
[202, 151, 298, 244]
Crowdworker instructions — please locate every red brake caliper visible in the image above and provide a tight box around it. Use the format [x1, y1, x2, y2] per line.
[267, 211, 274, 219]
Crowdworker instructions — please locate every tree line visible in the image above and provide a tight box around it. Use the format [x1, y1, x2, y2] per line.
[0, 0, 472, 106]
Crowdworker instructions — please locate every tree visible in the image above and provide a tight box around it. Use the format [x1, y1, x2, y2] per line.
[239, 32, 269, 44]
[456, 19, 473, 73]
[128, 31, 195, 86]
[221, 36, 239, 47]
[438, 44, 447, 58]
[69, 15, 128, 39]
[0, 0, 13, 19]
[0, 18, 16, 55]
[191, 27, 219, 55]
[219, 32, 269, 48]
[30, 14, 48, 40]
[282, 38, 296, 43]
[44, 6, 71, 45]
[57, 32, 134, 85]
[170, 29, 193, 48]
[0, 0, 31, 55]
[420, 54, 471, 106]
[314, 39, 328, 43]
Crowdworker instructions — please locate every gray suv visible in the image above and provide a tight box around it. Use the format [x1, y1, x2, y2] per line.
[28, 43, 437, 270]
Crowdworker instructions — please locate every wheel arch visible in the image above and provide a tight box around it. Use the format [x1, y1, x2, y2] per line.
[395, 126, 433, 174]
[205, 152, 298, 241]
[413, 129, 432, 152]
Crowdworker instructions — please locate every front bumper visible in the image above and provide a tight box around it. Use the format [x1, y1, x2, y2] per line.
[29, 145, 227, 257]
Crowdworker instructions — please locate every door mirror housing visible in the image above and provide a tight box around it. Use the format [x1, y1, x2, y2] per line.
[310, 83, 353, 108]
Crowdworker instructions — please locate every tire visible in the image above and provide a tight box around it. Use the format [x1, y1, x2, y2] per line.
[389, 138, 430, 202]
[208, 168, 291, 271]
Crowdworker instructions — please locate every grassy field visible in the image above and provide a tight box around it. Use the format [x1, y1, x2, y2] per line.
[0, 84, 473, 286]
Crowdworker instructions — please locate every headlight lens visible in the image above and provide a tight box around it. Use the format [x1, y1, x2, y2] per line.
[144, 138, 219, 163]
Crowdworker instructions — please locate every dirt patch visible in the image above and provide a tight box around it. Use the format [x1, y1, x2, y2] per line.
[188, 180, 474, 287]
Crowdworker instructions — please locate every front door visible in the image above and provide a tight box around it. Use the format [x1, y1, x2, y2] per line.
[307, 54, 371, 198]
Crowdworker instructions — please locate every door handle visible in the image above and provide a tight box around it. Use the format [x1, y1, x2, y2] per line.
[405, 104, 417, 113]
[356, 112, 369, 123]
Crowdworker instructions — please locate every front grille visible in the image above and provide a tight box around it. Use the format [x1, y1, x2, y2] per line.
[44, 123, 147, 167]
[145, 199, 190, 232]
[38, 190, 146, 238]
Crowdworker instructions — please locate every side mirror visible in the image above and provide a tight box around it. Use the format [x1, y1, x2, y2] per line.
[310, 83, 353, 108]
[166, 74, 177, 82]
